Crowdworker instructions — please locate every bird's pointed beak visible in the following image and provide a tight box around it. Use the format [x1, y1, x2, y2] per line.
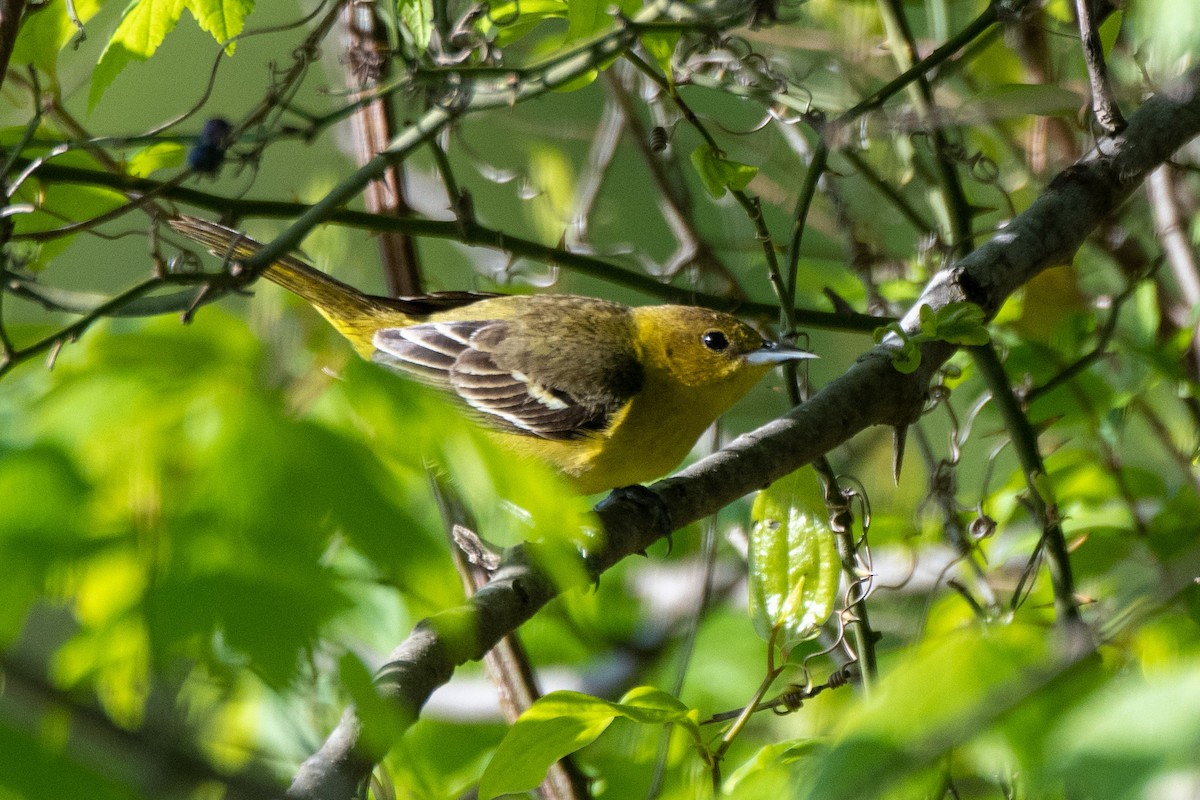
[744, 340, 819, 365]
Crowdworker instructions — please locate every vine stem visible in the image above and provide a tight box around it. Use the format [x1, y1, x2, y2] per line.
[709, 653, 785, 792]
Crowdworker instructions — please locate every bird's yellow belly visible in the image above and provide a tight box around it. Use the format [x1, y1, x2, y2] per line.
[496, 379, 740, 495]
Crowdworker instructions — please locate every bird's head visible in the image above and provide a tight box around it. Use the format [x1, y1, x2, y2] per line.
[632, 306, 816, 390]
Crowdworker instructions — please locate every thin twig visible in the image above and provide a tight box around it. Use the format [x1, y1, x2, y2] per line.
[4, 161, 886, 332]
[876, 0, 973, 257]
[1146, 165, 1200, 379]
[783, 135, 828, 317]
[835, 0, 1026, 128]
[1074, 0, 1125, 134]
[971, 345, 1082, 626]
[838, 148, 936, 236]
[0, 275, 210, 380]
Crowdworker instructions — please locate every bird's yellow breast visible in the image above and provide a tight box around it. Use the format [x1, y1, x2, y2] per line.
[501, 360, 771, 494]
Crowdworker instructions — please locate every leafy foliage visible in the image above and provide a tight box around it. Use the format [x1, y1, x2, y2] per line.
[876, 302, 991, 373]
[479, 687, 701, 798]
[690, 145, 759, 199]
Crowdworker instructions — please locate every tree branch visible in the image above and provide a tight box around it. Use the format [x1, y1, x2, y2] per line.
[285, 64, 1200, 800]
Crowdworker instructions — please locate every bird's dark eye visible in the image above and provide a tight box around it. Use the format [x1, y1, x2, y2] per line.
[701, 330, 729, 352]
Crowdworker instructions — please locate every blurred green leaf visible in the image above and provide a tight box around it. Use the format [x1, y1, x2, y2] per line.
[10, 0, 102, 80]
[91, 0, 188, 109]
[1055, 667, 1200, 800]
[922, 302, 990, 346]
[479, 686, 698, 799]
[565, 0, 604, 40]
[690, 145, 758, 199]
[723, 739, 821, 798]
[800, 626, 1083, 800]
[478, 0, 568, 46]
[127, 141, 186, 176]
[0, 444, 97, 642]
[398, 0, 433, 53]
[0, 445, 89, 543]
[0, 719, 138, 800]
[1126, 0, 1199, 79]
[1031, 471, 1056, 506]
[640, 31, 679, 84]
[955, 83, 1083, 124]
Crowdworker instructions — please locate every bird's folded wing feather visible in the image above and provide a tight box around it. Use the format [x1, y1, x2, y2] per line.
[372, 320, 641, 440]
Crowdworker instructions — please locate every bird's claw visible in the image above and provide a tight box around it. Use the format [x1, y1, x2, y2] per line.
[600, 484, 675, 554]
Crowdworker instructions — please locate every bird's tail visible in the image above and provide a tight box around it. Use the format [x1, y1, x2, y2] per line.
[168, 215, 401, 355]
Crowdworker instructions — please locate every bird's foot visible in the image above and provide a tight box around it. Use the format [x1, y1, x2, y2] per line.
[599, 484, 675, 555]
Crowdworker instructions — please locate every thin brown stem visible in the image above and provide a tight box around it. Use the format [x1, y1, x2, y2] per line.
[342, 0, 423, 296]
[1074, 0, 1125, 134]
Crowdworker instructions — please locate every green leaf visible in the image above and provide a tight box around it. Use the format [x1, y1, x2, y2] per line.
[749, 469, 839, 653]
[871, 321, 904, 345]
[479, 692, 622, 799]
[398, 0, 434, 53]
[90, 0, 250, 108]
[690, 145, 758, 199]
[565, 0, 605, 40]
[873, 322, 922, 373]
[478, 0, 568, 47]
[918, 303, 935, 331]
[801, 625, 1081, 800]
[641, 31, 679, 84]
[724, 738, 822, 795]
[127, 141, 186, 176]
[927, 301, 991, 345]
[891, 340, 921, 373]
[610, 685, 696, 727]
[10, 0, 102, 80]
[1055, 667, 1200, 800]
[90, 0, 187, 109]
[184, 0, 253, 49]
[479, 687, 698, 799]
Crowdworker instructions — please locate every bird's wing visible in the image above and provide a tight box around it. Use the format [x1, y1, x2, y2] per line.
[372, 319, 641, 440]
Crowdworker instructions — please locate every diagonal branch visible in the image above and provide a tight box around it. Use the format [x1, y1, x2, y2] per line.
[285, 65, 1200, 800]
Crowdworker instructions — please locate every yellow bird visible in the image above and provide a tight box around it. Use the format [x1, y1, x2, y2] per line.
[169, 216, 815, 494]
